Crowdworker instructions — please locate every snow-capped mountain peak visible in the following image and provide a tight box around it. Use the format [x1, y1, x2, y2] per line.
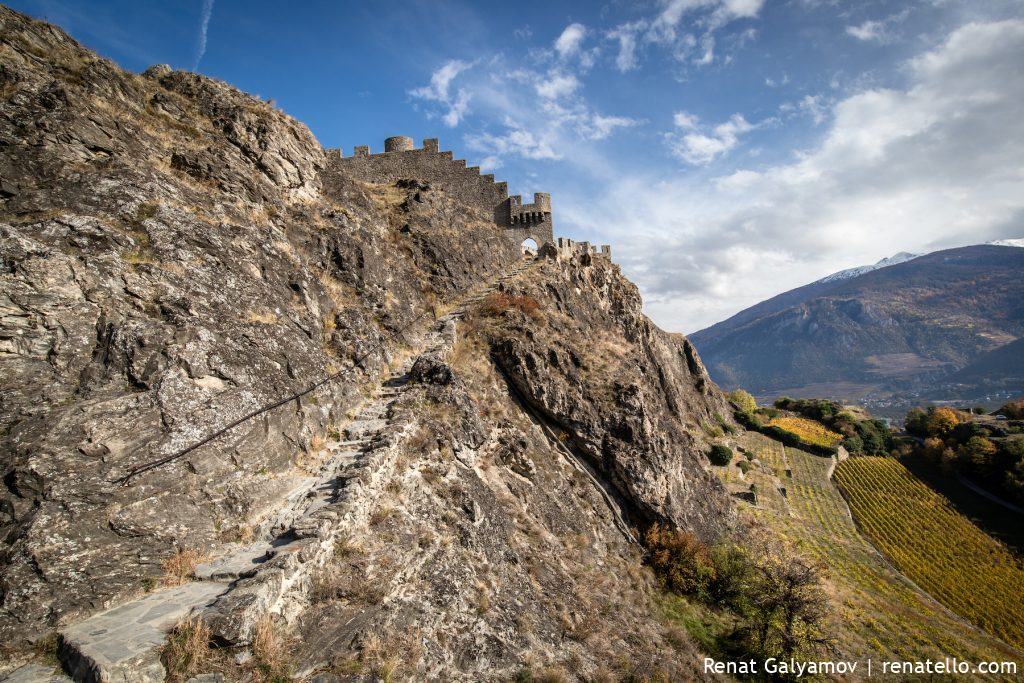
[816, 251, 921, 284]
[987, 238, 1024, 248]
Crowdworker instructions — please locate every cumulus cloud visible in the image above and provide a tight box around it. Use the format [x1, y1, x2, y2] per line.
[587, 114, 641, 140]
[593, 19, 1024, 332]
[666, 112, 758, 164]
[409, 60, 476, 127]
[798, 94, 828, 124]
[409, 49, 637, 169]
[465, 124, 561, 167]
[555, 23, 587, 58]
[608, 20, 644, 71]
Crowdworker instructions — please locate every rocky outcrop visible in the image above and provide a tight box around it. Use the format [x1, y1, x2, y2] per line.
[0, 6, 515, 656]
[480, 254, 735, 540]
[0, 7, 734, 679]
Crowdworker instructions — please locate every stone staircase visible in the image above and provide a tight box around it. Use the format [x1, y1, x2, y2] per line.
[1, 257, 539, 683]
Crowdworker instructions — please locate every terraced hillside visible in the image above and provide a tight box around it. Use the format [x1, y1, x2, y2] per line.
[726, 433, 1021, 672]
[835, 457, 1024, 649]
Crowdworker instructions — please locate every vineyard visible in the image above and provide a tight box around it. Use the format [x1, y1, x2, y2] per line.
[767, 415, 844, 448]
[834, 457, 1024, 650]
[723, 432, 1021, 673]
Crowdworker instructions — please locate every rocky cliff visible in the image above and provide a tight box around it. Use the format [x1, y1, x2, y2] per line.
[0, 7, 733, 680]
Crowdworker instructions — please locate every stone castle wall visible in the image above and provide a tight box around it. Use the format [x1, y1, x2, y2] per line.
[324, 136, 607, 255]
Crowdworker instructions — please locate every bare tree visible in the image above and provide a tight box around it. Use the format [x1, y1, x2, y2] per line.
[743, 545, 832, 661]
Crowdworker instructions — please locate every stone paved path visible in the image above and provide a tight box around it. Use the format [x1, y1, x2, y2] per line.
[1, 258, 537, 683]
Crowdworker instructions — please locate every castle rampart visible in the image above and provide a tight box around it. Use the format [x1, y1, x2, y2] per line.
[324, 137, 608, 258]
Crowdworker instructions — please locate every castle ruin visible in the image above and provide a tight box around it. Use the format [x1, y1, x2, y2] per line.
[324, 136, 610, 259]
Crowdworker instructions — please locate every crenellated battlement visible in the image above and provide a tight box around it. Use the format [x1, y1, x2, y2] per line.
[553, 237, 612, 260]
[508, 193, 552, 226]
[323, 136, 609, 259]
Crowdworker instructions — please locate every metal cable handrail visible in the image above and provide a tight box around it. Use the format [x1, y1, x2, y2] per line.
[114, 250, 535, 486]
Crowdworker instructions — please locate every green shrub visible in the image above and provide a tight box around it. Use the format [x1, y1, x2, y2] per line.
[737, 460, 751, 474]
[708, 444, 733, 466]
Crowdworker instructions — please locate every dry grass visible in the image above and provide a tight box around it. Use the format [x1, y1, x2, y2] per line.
[161, 548, 209, 587]
[353, 626, 423, 681]
[161, 618, 211, 681]
[251, 616, 292, 682]
[369, 503, 394, 526]
[245, 310, 280, 325]
[309, 433, 326, 452]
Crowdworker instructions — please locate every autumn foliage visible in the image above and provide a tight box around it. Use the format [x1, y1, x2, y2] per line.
[835, 457, 1024, 649]
[767, 416, 844, 449]
[644, 525, 716, 598]
[478, 292, 542, 320]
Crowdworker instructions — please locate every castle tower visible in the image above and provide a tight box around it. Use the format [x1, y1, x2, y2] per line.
[384, 136, 415, 152]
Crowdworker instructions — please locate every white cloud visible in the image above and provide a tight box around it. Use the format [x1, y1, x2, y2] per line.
[846, 9, 910, 44]
[608, 0, 764, 71]
[588, 19, 1024, 332]
[666, 112, 757, 164]
[846, 19, 886, 42]
[409, 60, 476, 127]
[608, 20, 644, 72]
[466, 125, 561, 164]
[410, 60, 470, 102]
[442, 89, 471, 127]
[410, 50, 637, 169]
[555, 23, 587, 58]
[673, 111, 700, 129]
[587, 114, 641, 140]
[798, 94, 828, 124]
[535, 72, 580, 99]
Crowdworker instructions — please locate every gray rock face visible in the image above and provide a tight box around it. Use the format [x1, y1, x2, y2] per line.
[484, 255, 736, 540]
[0, 6, 515, 655]
[0, 7, 734, 680]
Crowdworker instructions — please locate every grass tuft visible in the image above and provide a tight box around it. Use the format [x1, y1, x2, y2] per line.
[161, 618, 211, 681]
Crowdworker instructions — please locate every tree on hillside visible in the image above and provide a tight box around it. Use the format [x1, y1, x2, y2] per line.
[728, 389, 758, 414]
[960, 436, 997, 472]
[1006, 458, 1024, 506]
[927, 407, 962, 437]
[743, 546, 831, 662]
[904, 407, 929, 436]
[709, 444, 734, 466]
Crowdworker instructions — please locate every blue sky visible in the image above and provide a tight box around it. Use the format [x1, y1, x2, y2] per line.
[9, 0, 1024, 333]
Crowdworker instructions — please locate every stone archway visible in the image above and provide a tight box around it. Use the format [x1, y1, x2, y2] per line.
[521, 238, 539, 257]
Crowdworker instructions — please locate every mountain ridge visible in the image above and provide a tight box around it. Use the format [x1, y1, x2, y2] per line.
[690, 244, 1024, 397]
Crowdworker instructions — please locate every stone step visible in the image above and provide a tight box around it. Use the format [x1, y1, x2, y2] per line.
[334, 438, 369, 449]
[343, 418, 387, 440]
[193, 541, 279, 583]
[39, 262, 528, 681]
[59, 582, 227, 683]
[0, 664, 73, 683]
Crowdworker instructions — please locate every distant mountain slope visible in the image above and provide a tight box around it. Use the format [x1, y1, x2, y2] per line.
[945, 337, 1024, 386]
[693, 252, 921, 345]
[689, 245, 1024, 395]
